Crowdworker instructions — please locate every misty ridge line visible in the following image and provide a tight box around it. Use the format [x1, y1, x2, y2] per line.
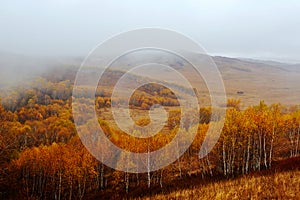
[1, 51, 300, 108]
[1, 51, 299, 85]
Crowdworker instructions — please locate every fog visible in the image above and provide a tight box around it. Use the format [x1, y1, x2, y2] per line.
[0, 0, 300, 87]
[1, 0, 300, 62]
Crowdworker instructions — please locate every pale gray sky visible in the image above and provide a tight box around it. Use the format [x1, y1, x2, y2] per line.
[1, 0, 300, 62]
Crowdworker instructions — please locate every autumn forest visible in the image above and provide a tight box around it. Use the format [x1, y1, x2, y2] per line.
[0, 66, 299, 200]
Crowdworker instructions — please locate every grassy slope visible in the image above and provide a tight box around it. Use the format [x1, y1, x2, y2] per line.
[88, 157, 300, 200]
[130, 157, 300, 200]
[133, 171, 299, 200]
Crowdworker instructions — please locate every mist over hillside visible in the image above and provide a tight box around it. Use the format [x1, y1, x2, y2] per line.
[0, 51, 82, 87]
[0, 51, 299, 107]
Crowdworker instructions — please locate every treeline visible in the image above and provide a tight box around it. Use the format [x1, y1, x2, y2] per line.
[1, 81, 300, 199]
[1, 77, 180, 113]
[217, 100, 300, 176]
[0, 99, 99, 199]
[1, 99, 300, 199]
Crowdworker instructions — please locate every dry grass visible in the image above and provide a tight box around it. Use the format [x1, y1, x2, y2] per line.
[133, 170, 300, 200]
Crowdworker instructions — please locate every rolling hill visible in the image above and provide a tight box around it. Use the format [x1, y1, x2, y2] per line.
[1, 51, 300, 108]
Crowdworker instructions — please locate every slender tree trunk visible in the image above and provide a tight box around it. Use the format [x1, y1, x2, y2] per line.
[242, 148, 246, 174]
[81, 175, 87, 200]
[176, 140, 182, 178]
[246, 135, 251, 173]
[147, 139, 151, 189]
[199, 157, 205, 178]
[206, 152, 213, 176]
[269, 125, 275, 168]
[69, 180, 73, 200]
[24, 167, 30, 200]
[289, 130, 295, 157]
[32, 173, 36, 197]
[295, 124, 300, 156]
[222, 141, 227, 176]
[125, 172, 129, 193]
[258, 131, 262, 171]
[252, 138, 256, 171]
[263, 133, 267, 168]
[58, 171, 62, 200]
[100, 163, 104, 189]
[231, 139, 236, 175]
[136, 173, 139, 187]
[160, 169, 163, 188]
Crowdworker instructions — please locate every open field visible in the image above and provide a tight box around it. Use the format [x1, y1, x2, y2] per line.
[133, 170, 300, 200]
